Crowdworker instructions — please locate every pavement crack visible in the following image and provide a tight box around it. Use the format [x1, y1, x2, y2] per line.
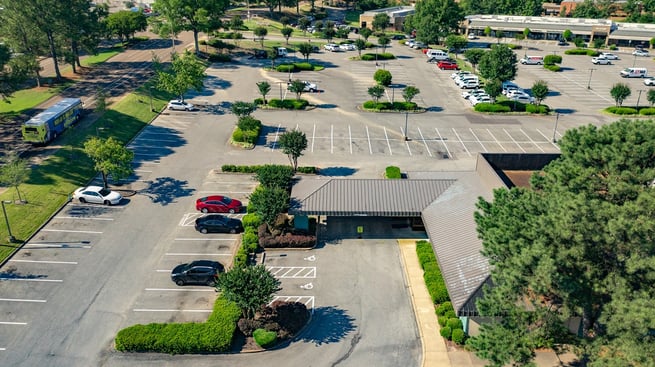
[331, 331, 361, 367]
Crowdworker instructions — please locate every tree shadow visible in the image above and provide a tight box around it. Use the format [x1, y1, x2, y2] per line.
[138, 177, 195, 205]
[319, 167, 358, 176]
[554, 108, 576, 114]
[300, 306, 357, 345]
[314, 103, 337, 109]
[259, 125, 288, 148]
[425, 106, 443, 112]
[0, 267, 50, 280]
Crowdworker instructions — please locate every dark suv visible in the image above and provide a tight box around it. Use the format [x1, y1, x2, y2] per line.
[171, 260, 223, 286]
[195, 214, 243, 234]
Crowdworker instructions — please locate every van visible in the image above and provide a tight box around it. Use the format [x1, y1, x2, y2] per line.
[426, 49, 448, 59]
[274, 47, 288, 57]
[520, 56, 544, 65]
[620, 67, 648, 78]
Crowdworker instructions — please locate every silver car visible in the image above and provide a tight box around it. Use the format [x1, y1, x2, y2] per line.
[167, 100, 195, 111]
[73, 186, 122, 205]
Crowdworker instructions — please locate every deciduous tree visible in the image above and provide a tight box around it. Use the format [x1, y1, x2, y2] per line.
[254, 26, 268, 47]
[402, 86, 420, 103]
[479, 44, 517, 83]
[216, 265, 281, 319]
[278, 130, 308, 171]
[297, 42, 313, 61]
[355, 38, 367, 58]
[155, 51, 206, 101]
[377, 34, 391, 53]
[83, 137, 134, 189]
[257, 81, 271, 105]
[281, 27, 293, 45]
[231, 101, 257, 118]
[0, 153, 29, 203]
[464, 48, 486, 70]
[531, 80, 549, 106]
[610, 83, 631, 107]
[412, 0, 463, 45]
[372, 13, 390, 32]
[368, 85, 385, 103]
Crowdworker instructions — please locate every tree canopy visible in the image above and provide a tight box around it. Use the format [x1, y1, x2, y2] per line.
[469, 119, 655, 366]
[216, 264, 281, 319]
[278, 130, 308, 171]
[155, 50, 206, 101]
[408, 0, 463, 45]
[478, 44, 517, 82]
[83, 137, 134, 189]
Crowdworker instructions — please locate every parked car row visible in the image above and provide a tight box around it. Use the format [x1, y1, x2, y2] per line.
[451, 70, 480, 89]
[324, 43, 356, 52]
[502, 81, 535, 103]
[462, 89, 492, 106]
[406, 39, 427, 49]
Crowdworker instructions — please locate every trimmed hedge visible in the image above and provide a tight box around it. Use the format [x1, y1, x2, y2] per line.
[207, 53, 232, 62]
[640, 107, 655, 115]
[543, 64, 561, 72]
[506, 44, 522, 49]
[221, 164, 318, 174]
[242, 213, 263, 228]
[212, 31, 243, 39]
[543, 54, 562, 65]
[436, 301, 454, 316]
[362, 100, 418, 111]
[253, 328, 278, 348]
[440, 326, 452, 339]
[564, 48, 599, 56]
[115, 296, 241, 354]
[205, 39, 236, 50]
[268, 98, 309, 110]
[605, 106, 638, 115]
[526, 104, 550, 114]
[416, 240, 450, 304]
[361, 52, 396, 61]
[275, 63, 319, 72]
[385, 166, 401, 179]
[474, 103, 511, 113]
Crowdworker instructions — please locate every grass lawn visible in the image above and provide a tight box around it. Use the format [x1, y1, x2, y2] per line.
[0, 83, 74, 115]
[0, 84, 172, 263]
[81, 48, 122, 67]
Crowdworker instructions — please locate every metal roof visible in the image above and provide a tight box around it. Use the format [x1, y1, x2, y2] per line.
[290, 178, 456, 217]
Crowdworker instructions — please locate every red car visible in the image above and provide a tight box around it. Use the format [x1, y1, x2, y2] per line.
[437, 61, 459, 70]
[196, 195, 243, 214]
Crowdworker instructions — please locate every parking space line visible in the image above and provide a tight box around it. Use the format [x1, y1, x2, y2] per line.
[9, 260, 77, 265]
[503, 129, 526, 153]
[520, 129, 545, 152]
[0, 322, 27, 325]
[267, 266, 316, 278]
[270, 124, 282, 150]
[311, 123, 316, 153]
[24, 243, 91, 249]
[535, 128, 560, 149]
[145, 288, 215, 292]
[417, 128, 433, 157]
[56, 216, 113, 221]
[0, 278, 62, 282]
[366, 126, 372, 154]
[270, 296, 315, 311]
[348, 125, 352, 154]
[451, 128, 472, 157]
[401, 127, 412, 155]
[434, 128, 452, 158]
[0, 298, 47, 303]
[41, 229, 102, 234]
[165, 253, 232, 256]
[133, 309, 212, 313]
[470, 128, 487, 152]
[384, 127, 393, 155]
[331, 124, 334, 154]
[174, 238, 235, 241]
[133, 169, 153, 173]
[487, 129, 507, 152]
[132, 160, 160, 165]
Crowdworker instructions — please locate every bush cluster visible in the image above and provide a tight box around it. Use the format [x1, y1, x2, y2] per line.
[506, 44, 522, 49]
[115, 296, 241, 354]
[221, 164, 317, 174]
[232, 116, 262, 145]
[254, 165, 295, 189]
[362, 101, 418, 111]
[275, 63, 318, 72]
[416, 240, 449, 304]
[360, 53, 396, 61]
[543, 54, 562, 65]
[474, 103, 511, 113]
[435, 301, 466, 344]
[268, 98, 309, 110]
[258, 217, 316, 248]
[605, 106, 638, 115]
[234, 213, 262, 268]
[212, 31, 243, 39]
[543, 64, 561, 72]
[253, 329, 277, 348]
[526, 104, 550, 114]
[205, 39, 236, 50]
[564, 48, 599, 56]
[640, 107, 655, 115]
[385, 166, 401, 179]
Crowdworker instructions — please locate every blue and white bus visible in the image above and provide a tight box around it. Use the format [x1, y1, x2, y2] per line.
[22, 98, 83, 144]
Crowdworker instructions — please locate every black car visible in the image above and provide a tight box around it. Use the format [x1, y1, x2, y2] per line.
[251, 49, 267, 59]
[195, 214, 243, 234]
[557, 39, 569, 46]
[171, 260, 224, 286]
[391, 34, 406, 40]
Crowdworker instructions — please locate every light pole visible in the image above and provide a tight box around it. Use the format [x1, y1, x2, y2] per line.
[375, 46, 379, 66]
[149, 86, 155, 112]
[552, 112, 560, 143]
[1, 200, 15, 243]
[636, 89, 645, 109]
[404, 112, 410, 141]
[587, 68, 596, 90]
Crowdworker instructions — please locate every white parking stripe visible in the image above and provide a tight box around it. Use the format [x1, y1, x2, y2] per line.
[520, 129, 544, 152]
[434, 128, 452, 158]
[24, 244, 91, 249]
[535, 128, 560, 149]
[469, 128, 487, 152]
[366, 126, 373, 154]
[9, 260, 77, 265]
[0, 322, 27, 325]
[270, 123, 282, 150]
[311, 123, 316, 153]
[487, 129, 507, 152]
[384, 127, 393, 155]
[330, 124, 334, 154]
[145, 288, 215, 292]
[0, 298, 47, 303]
[0, 348, 6, 350]
[41, 229, 102, 234]
[349, 125, 352, 154]
[133, 309, 212, 313]
[165, 253, 232, 256]
[0, 278, 62, 282]
[56, 216, 113, 221]
[451, 128, 472, 157]
[503, 128, 526, 153]
[417, 128, 433, 157]
[174, 238, 235, 241]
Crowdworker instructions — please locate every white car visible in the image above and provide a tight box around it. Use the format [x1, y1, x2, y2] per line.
[462, 89, 487, 99]
[506, 89, 531, 99]
[324, 43, 341, 52]
[451, 71, 471, 79]
[502, 85, 522, 95]
[591, 57, 612, 65]
[643, 77, 655, 86]
[460, 80, 480, 89]
[470, 95, 492, 105]
[467, 33, 477, 40]
[412, 41, 427, 49]
[509, 95, 535, 104]
[73, 186, 123, 205]
[406, 39, 416, 48]
[167, 100, 195, 111]
[287, 80, 318, 92]
[633, 49, 650, 57]
[600, 52, 619, 60]
[339, 43, 356, 51]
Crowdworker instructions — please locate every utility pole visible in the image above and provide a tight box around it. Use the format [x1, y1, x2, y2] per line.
[636, 89, 645, 109]
[587, 68, 596, 90]
[552, 112, 560, 143]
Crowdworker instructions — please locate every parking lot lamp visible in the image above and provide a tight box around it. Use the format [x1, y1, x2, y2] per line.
[1, 200, 15, 243]
[552, 112, 560, 143]
[636, 89, 645, 109]
[587, 68, 596, 90]
[404, 112, 410, 141]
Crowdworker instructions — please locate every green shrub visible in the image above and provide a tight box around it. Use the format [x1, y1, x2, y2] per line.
[362, 100, 383, 110]
[243, 232, 259, 249]
[214, 31, 243, 39]
[206, 39, 236, 50]
[361, 53, 396, 61]
[294, 62, 314, 71]
[268, 98, 309, 110]
[385, 166, 401, 179]
[416, 240, 450, 304]
[639, 107, 655, 115]
[526, 104, 550, 114]
[474, 103, 511, 113]
[374, 69, 392, 86]
[609, 44, 617, 50]
[207, 53, 231, 62]
[254, 98, 264, 105]
[506, 44, 522, 49]
[438, 314, 449, 327]
[296, 166, 318, 174]
[451, 329, 466, 344]
[543, 54, 562, 65]
[440, 326, 452, 339]
[253, 328, 278, 348]
[444, 310, 456, 319]
[115, 296, 240, 354]
[276, 64, 296, 72]
[232, 128, 245, 142]
[544, 64, 561, 72]
[605, 106, 638, 115]
[234, 245, 249, 267]
[447, 318, 463, 330]
[564, 48, 599, 56]
[436, 301, 454, 316]
[254, 164, 295, 189]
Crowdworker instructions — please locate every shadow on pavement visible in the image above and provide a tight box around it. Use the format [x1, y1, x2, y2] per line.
[301, 306, 356, 345]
